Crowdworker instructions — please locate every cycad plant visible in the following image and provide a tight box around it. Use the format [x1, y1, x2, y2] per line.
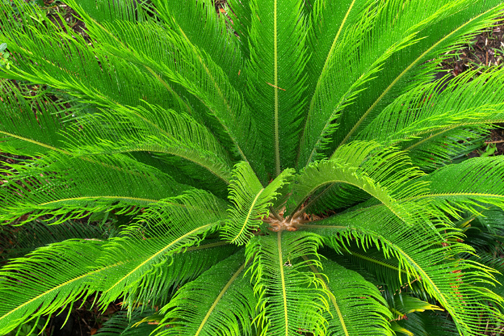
[2, 0, 504, 335]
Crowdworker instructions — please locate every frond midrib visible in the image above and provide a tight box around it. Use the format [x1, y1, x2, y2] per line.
[104, 222, 216, 294]
[334, 5, 500, 152]
[194, 262, 246, 335]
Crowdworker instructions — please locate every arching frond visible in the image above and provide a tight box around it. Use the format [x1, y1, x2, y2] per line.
[0, 220, 106, 260]
[94, 190, 228, 307]
[303, 206, 503, 335]
[0, 240, 104, 335]
[0, 152, 189, 224]
[227, 0, 252, 58]
[358, 69, 504, 148]
[0, 82, 66, 156]
[245, 232, 328, 335]
[298, 0, 488, 166]
[149, 0, 244, 86]
[319, 259, 394, 336]
[417, 157, 504, 217]
[290, 142, 428, 227]
[330, 247, 409, 291]
[122, 242, 240, 308]
[328, 1, 504, 152]
[155, 251, 256, 336]
[65, 8, 265, 179]
[63, 102, 234, 184]
[223, 162, 294, 245]
[0, 12, 185, 117]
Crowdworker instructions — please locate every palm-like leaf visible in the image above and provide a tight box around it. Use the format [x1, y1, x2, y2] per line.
[0, 240, 104, 335]
[2, 0, 504, 335]
[246, 231, 328, 335]
[155, 251, 256, 336]
[319, 259, 394, 335]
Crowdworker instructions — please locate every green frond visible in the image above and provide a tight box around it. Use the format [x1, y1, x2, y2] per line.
[65, 9, 265, 179]
[330, 247, 410, 291]
[418, 156, 504, 218]
[94, 189, 228, 307]
[358, 69, 504, 149]
[0, 240, 104, 335]
[304, 206, 503, 335]
[245, 231, 328, 335]
[3, 0, 504, 334]
[244, 0, 309, 174]
[66, 0, 140, 23]
[122, 242, 240, 308]
[355, 68, 504, 170]
[155, 251, 256, 336]
[319, 259, 394, 336]
[298, 0, 479, 166]
[0, 82, 66, 156]
[0, 15, 184, 116]
[289, 142, 428, 227]
[223, 162, 294, 245]
[148, 0, 244, 86]
[0, 220, 106, 260]
[63, 102, 234, 184]
[328, 1, 504, 153]
[95, 309, 158, 336]
[298, 0, 391, 166]
[0, 152, 189, 224]
[302, 184, 371, 215]
[401, 124, 490, 170]
[227, 0, 252, 58]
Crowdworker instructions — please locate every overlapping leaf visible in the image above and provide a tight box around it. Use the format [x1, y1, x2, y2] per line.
[156, 251, 255, 336]
[246, 232, 328, 335]
[223, 162, 294, 245]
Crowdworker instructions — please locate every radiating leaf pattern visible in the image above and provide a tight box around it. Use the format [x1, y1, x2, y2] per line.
[1, 0, 504, 335]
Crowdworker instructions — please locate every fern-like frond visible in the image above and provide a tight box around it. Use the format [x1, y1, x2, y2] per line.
[330, 246, 410, 291]
[0, 152, 189, 224]
[290, 142, 428, 227]
[298, 0, 481, 166]
[63, 102, 234, 184]
[319, 259, 394, 336]
[149, 0, 244, 86]
[122, 242, 240, 308]
[223, 162, 294, 245]
[227, 0, 252, 58]
[304, 206, 503, 335]
[245, 231, 328, 335]
[244, 0, 309, 174]
[0, 82, 66, 156]
[329, 1, 504, 152]
[93, 190, 228, 307]
[417, 156, 504, 217]
[155, 250, 256, 336]
[0, 220, 106, 260]
[0, 11, 185, 117]
[65, 8, 264, 179]
[358, 69, 504, 148]
[0, 240, 104, 335]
